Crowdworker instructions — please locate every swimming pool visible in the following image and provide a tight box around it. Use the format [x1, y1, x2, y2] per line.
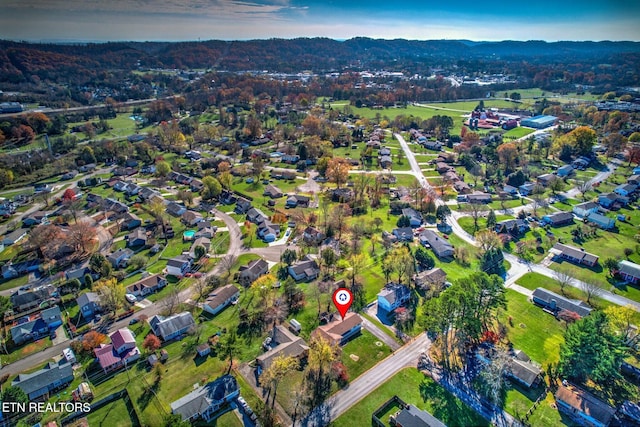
[183, 230, 196, 240]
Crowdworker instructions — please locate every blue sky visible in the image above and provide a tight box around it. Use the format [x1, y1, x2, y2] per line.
[1, 0, 639, 42]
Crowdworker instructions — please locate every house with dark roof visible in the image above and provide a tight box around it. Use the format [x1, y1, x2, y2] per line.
[331, 188, 354, 203]
[303, 227, 325, 245]
[401, 208, 423, 227]
[166, 202, 187, 217]
[246, 207, 268, 224]
[263, 184, 284, 199]
[126, 228, 148, 247]
[10, 284, 56, 312]
[203, 285, 240, 316]
[419, 230, 454, 258]
[586, 212, 616, 230]
[256, 325, 309, 370]
[288, 257, 320, 282]
[506, 351, 542, 388]
[537, 173, 557, 186]
[94, 328, 141, 373]
[234, 197, 252, 214]
[40, 306, 62, 329]
[12, 360, 74, 401]
[170, 375, 240, 422]
[126, 274, 167, 297]
[182, 210, 203, 226]
[557, 165, 574, 177]
[392, 227, 414, 242]
[377, 284, 411, 313]
[573, 201, 599, 218]
[107, 248, 134, 268]
[3, 228, 28, 246]
[532, 288, 592, 317]
[614, 183, 637, 197]
[312, 312, 362, 346]
[466, 192, 492, 204]
[77, 292, 101, 319]
[541, 211, 574, 227]
[551, 243, 599, 267]
[598, 193, 628, 209]
[555, 384, 615, 427]
[389, 403, 446, 427]
[617, 260, 640, 284]
[11, 318, 49, 345]
[257, 220, 280, 243]
[518, 183, 535, 196]
[238, 259, 269, 287]
[121, 212, 142, 231]
[166, 255, 191, 277]
[150, 312, 196, 341]
[495, 219, 529, 236]
[286, 194, 310, 208]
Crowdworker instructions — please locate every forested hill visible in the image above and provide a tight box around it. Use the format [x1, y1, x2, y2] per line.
[1, 38, 639, 81]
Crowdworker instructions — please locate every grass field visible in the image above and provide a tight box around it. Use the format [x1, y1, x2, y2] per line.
[332, 367, 487, 427]
[340, 330, 393, 380]
[502, 127, 536, 139]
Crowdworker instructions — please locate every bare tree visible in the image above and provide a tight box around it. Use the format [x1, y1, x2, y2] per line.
[192, 277, 210, 303]
[161, 287, 181, 315]
[576, 180, 593, 201]
[464, 203, 488, 233]
[219, 254, 237, 281]
[553, 270, 574, 295]
[580, 279, 603, 304]
[478, 347, 511, 404]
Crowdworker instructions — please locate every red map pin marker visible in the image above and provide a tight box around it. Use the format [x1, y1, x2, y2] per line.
[332, 288, 353, 320]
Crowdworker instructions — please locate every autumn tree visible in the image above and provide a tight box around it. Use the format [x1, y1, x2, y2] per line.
[143, 334, 162, 352]
[82, 330, 107, 352]
[476, 229, 503, 254]
[261, 355, 299, 408]
[95, 278, 125, 314]
[66, 221, 97, 254]
[326, 157, 350, 189]
[497, 142, 518, 173]
[305, 337, 339, 406]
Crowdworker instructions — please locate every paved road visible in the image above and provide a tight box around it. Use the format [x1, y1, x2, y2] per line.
[301, 334, 430, 427]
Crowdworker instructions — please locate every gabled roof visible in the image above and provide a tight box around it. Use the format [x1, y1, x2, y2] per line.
[393, 404, 446, 427]
[12, 360, 73, 396]
[110, 328, 136, 351]
[532, 287, 592, 317]
[205, 285, 240, 311]
[552, 243, 598, 265]
[256, 325, 308, 369]
[150, 312, 195, 339]
[313, 312, 362, 344]
[77, 292, 100, 307]
[240, 259, 268, 276]
[167, 255, 190, 268]
[543, 211, 574, 224]
[377, 284, 410, 307]
[171, 375, 238, 421]
[555, 384, 615, 426]
[619, 260, 640, 279]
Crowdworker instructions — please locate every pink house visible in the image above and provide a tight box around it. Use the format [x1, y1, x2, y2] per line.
[94, 328, 141, 373]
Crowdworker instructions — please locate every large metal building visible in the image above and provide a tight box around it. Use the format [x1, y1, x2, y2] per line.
[520, 115, 557, 129]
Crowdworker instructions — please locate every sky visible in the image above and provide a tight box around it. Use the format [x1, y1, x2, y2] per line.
[1, 0, 640, 43]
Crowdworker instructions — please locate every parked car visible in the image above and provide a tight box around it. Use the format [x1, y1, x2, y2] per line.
[125, 294, 137, 304]
[129, 318, 139, 325]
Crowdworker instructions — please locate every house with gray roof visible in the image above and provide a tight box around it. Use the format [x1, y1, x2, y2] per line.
[11, 318, 48, 345]
[238, 258, 269, 286]
[12, 360, 74, 401]
[150, 311, 195, 341]
[77, 292, 101, 319]
[532, 288, 592, 318]
[573, 201, 599, 218]
[377, 284, 411, 313]
[617, 260, 640, 284]
[170, 375, 239, 422]
[203, 285, 240, 316]
[288, 257, 320, 282]
[389, 403, 446, 427]
[551, 243, 599, 267]
[419, 230, 454, 258]
[256, 325, 309, 370]
[107, 248, 134, 268]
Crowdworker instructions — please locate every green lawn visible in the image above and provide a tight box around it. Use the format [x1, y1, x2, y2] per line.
[499, 289, 565, 366]
[502, 127, 535, 139]
[332, 368, 487, 427]
[340, 330, 393, 380]
[86, 394, 140, 427]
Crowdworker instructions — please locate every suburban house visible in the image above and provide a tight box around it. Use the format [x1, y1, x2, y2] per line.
[149, 312, 196, 341]
[107, 248, 134, 268]
[598, 193, 628, 209]
[257, 220, 280, 243]
[628, 175, 640, 185]
[288, 257, 320, 282]
[234, 197, 252, 214]
[190, 237, 211, 257]
[466, 192, 492, 204]
[238, 259, 269, 286]
[197, 343, 211, 358]
[495, 219, 529, 236]
[126, 228, 148, 247]
[518, 183, 535, 196]
[170, 375, 240, 422]
[377, 283, 411, 313]
[379, 155, 392, 169]
[11, 318, 49, 345]
[413, 268, 447, 290]
[557, 165, 574, 177]
[166, 255, 191, 277]
[616, 260, 640, 284]
[537, 173, 557, 186]
[121, 213, 142, 230]
[302, 226, 325, 245]
[40, 306, 63, 329]
[506, 350, 542, 388]
[503, 185, 518, 196]
[12, 360, 74, 401]
[166, 202, 187, 217]
[256, 325, 309, 371]
[555, 384, 615, 427]
[126, 274, 167, 297]
[312, 312, 363, 346]
[286, 194, 310, 208]
[541, 211, 574, 227]
[77, 292, 101, 319]
[182, 210, 203, 226]
[419, 230, 454, 258]
[392, 227, 414, 242]
[531, 288, 593, 318]
[401, 208, 423, 227]
[3, 228, 28, 246]
[263, 184, 284, 199]
[389, 403, 446, 427]
[585, 211, 616, 230]
[614, 183, 637, 197]
[573, 201, 599, 218]
[94, 328, 141, 373]
[203, 285, 240, 316]
[10, 285, 56, 312]
[23, 211, 49, 227]
[550, 243, 599, 267]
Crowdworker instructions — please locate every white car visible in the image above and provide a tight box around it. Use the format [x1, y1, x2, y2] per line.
[125, 294, 137, 304]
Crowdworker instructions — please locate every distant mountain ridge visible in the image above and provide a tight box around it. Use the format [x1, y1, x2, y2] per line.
[0, 37, 639, 80]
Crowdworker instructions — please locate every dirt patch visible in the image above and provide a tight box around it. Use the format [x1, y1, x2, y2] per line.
[374, 341, 383, 347]
[349, 354, 359, 361]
